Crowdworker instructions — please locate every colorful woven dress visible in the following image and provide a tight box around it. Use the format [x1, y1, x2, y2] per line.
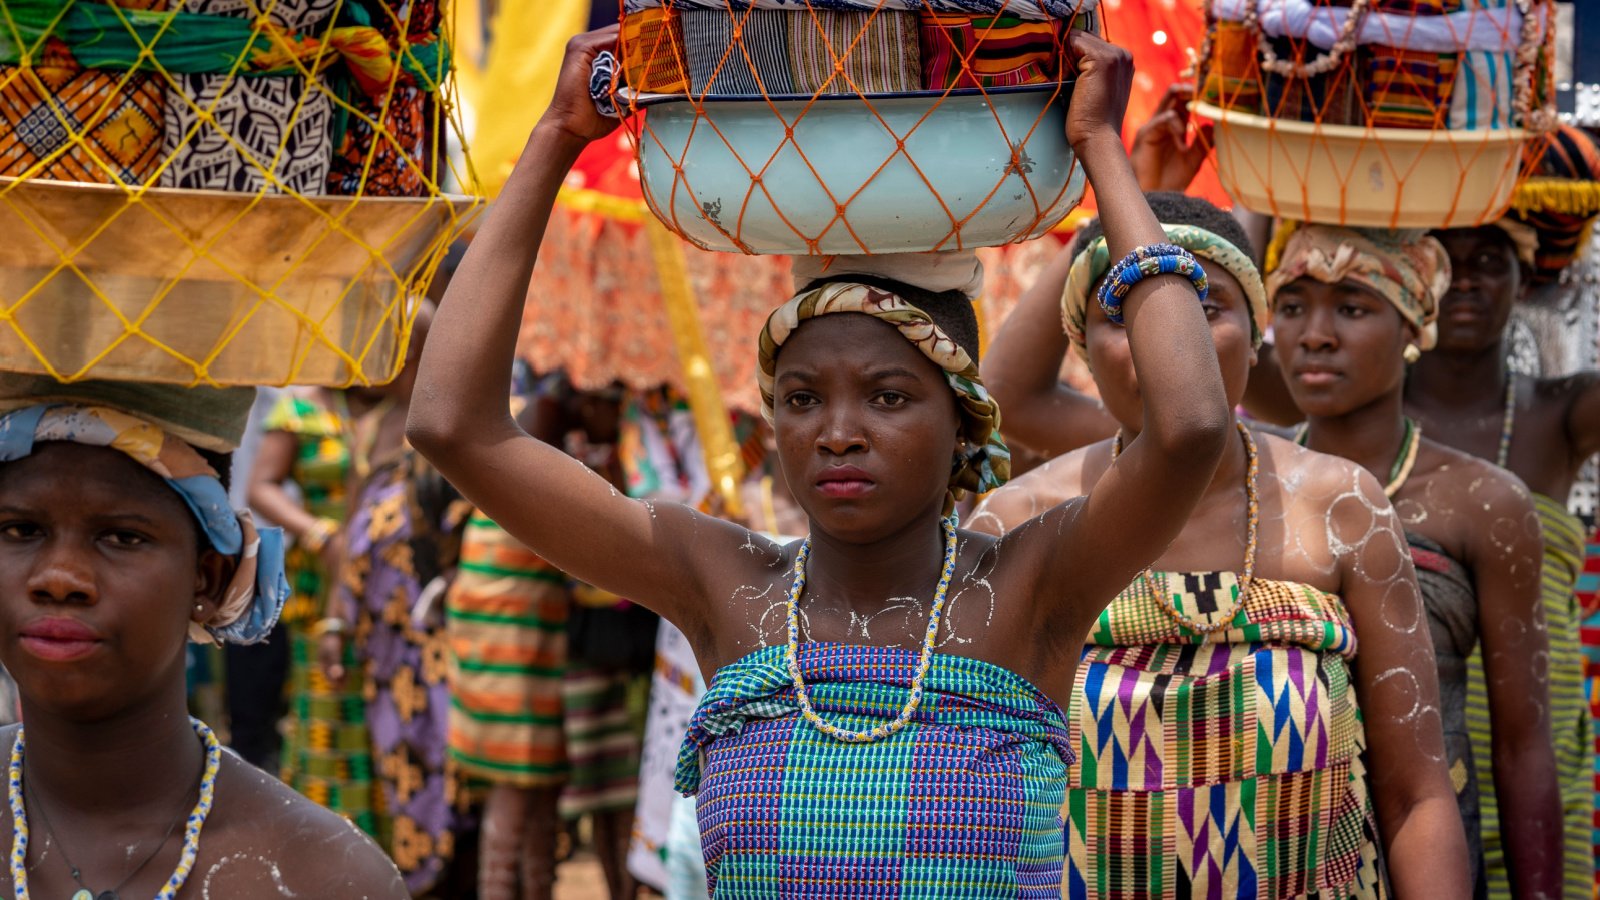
[1465, 493, 1592, 900]
[443, 512, 571, 787]
[676, 642, 1075, 899]
[267, 391, 380, 836]
[1066, 573, 1387, 900]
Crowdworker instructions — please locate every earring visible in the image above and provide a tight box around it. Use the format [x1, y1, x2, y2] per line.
[1403, 344, 1422, 364]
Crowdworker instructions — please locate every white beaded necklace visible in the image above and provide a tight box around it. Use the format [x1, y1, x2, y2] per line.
[784, 516, 959, 744]
[8, 718, 221, 900]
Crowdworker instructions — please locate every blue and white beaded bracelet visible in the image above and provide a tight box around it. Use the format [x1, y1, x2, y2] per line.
[1097, 243, 1210, 325]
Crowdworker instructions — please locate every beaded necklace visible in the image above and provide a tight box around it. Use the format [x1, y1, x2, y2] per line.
[1496, 376, 1516, 469]
[9, 717, 221, 900]
[1112, 421, 1258, 636]
[784, 516, 958, 744]
[1294, 417, 1422, 498]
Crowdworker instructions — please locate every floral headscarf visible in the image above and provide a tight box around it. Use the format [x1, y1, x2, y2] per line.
[758, 282, 1010, 513]
[0, 404, 288, 645]
[1265, 223, 1451, 350]
[1062, 224, 1267, 361]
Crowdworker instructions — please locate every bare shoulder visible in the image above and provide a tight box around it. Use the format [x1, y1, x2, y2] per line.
[193, 754, 406, 899]
[969, 444, 1096, 536]
[1255, 431, 1374, 502]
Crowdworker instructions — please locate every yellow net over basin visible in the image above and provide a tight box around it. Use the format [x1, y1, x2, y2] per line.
[0, 0, 480, 386]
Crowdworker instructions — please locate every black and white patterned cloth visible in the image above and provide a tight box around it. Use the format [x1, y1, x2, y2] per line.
[158, 0, 336, 194]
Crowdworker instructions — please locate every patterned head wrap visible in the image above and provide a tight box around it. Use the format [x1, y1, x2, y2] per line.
[1061, 224, 1267, 361]
[0, 405, 288, 645]
[758, 282, 1010, 513]
[1265, 223, 1451, 351]
[1504, 124, 1600, 285]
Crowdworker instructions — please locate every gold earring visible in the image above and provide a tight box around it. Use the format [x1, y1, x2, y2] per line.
[1403, 344, 1421, 364]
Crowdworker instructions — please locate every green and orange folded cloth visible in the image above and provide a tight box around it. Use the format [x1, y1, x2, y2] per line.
[0, 0, 446, 195]
[619, 5, 1098, 97]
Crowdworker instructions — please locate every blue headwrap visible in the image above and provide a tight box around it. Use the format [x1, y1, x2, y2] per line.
[0, 404, 288, 645]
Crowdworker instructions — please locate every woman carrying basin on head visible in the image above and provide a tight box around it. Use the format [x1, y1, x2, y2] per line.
[410, 24, 1233, 899]
[973, 194, 1473, 899]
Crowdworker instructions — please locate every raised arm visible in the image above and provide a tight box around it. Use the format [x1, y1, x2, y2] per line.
[981, 248, 1117, 457]
[406, 29, 763, 637]
[1471, 472, 1561, 897]
[1337, 471, 1472, 898]
[1014, 31, 1231, 621]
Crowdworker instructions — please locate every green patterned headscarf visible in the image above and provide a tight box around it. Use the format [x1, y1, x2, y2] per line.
[1061, 223, 1267, 361]
[758, 282, 1010, 513]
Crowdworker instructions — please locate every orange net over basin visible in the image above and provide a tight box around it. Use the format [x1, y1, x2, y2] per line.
[0, 0, 481, 387]
[1192, 0, 1556, 229]
[607, 0, 1101, 256]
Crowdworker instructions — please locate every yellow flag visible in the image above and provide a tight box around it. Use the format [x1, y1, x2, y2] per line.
[456, 0, 592, 197]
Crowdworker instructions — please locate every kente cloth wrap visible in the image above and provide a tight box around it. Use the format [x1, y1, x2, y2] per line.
[621, 7, 690, 94]
[676, 643, 1075, 899]
[1466, 493, 1592, 900]
[1364, 45, 1458, 129]
[1265, 223, 1450, 350]
[918, 13, 1059, 91]
[444, 513, 572, 788]
[1448, 0, 1517, 130]
[682, 10, 794, 96]
[1406, 534, 1484, 890]
[1066, 573, 1387, 900]
[0, 404, 287, 646]
[758, 281, 1011, 504]
[1201, 21, 1264, 114]
[1062, 223, 1267, 361]
[789, 12, 920, 96]
[1505, 125, 1600, 285]
[624, 0, 1100, 22]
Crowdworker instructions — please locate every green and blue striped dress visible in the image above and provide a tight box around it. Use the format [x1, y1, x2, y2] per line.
[676, 642, 1074, 899]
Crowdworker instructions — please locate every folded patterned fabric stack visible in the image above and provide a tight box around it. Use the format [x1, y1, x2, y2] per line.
[325, 0, 442, 196]
[160, 0, 337, 194]
[0, 0, 167, 185]
[0, 0, 451, 195]
[1202, 0, 1549, 130]
[919, 12, 1059, 90]
[620, 0, 1096, 98]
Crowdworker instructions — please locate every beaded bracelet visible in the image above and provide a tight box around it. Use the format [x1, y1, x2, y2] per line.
[1097, 243, 1210, 325]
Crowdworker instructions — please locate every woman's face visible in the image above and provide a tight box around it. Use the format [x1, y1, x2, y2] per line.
[772, 314, 961, 542]
[1086, 262, 1256, 432]
[0, 443, 227, 721]
[1272, 277, 1412, 419]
